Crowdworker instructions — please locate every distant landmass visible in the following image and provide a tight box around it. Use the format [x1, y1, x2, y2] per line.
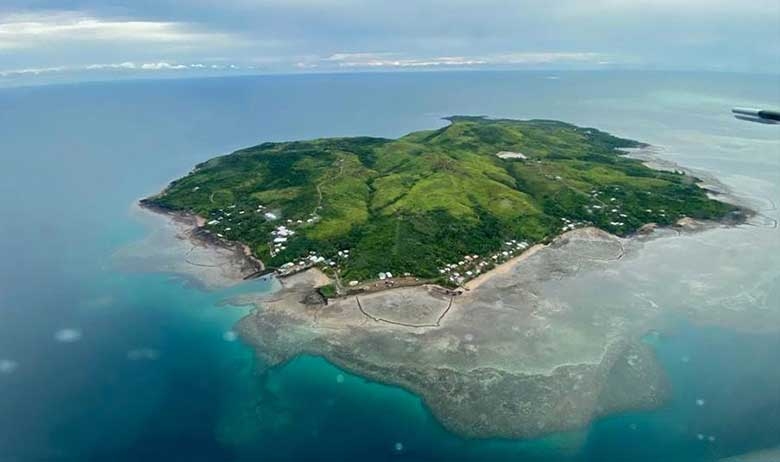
[144, 116, 736, 294]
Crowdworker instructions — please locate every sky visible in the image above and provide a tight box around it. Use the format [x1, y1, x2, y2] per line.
[1, 0, 779, 85]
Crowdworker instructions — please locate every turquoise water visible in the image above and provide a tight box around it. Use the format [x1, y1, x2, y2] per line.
[0, 71, 778, 461]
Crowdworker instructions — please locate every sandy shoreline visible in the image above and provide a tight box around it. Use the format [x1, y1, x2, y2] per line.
[464, 243, 546, 291]
[233, 224, 673, 438]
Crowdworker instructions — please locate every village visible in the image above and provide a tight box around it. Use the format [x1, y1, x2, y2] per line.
[193, 181, 669, 299]
[197, 198, 548, 297]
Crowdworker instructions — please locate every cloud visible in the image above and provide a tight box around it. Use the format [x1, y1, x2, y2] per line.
[85, 61, 137, 70]
[325, 53, 486, 68]
[0, 60, 243, 78]
[0, 51, 608, 79]
[488, 52, 603, 65]
[0, 0, 777, 84]
[322, 51, 605, 69]
[0, 65, 66, 77]
[140, 61, 188, 70]
[0, 11, 246, 51]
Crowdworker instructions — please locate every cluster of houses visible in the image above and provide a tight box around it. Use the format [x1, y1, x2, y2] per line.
[267, 208, 324, 256]
[197, 200, 340, 277]
[359, 270, 417, 290]
[584, 188, 629, 228]
[560, 217, 583, 232]
[277, 248, 351, 277]
[279, 250, 334, 273]
[437, 239, 530, 286]
[582, 187, 671, 230]
[269, 225, 295, 256]
[205, 204, 243, 238]
[203, 198, 331, 261]
[249, 202, 278, 220]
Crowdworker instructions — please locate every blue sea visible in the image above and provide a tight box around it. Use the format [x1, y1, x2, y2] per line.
[1, 71, 778, 461]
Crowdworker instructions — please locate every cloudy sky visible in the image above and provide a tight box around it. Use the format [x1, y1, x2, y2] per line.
[1, 0, 778, 84]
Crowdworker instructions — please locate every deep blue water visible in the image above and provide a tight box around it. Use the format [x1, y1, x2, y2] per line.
[1, 71, 778, 461]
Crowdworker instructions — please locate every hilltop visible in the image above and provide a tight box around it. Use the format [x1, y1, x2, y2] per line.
[143, 116, 737, 290]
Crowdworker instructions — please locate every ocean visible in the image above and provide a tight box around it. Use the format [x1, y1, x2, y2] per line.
[0, 71, 778, 461]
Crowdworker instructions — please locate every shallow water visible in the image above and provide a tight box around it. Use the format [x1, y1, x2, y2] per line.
[0, 71, 778, 461]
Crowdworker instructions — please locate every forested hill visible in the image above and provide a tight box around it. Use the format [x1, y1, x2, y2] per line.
[145, 116, 735, 285]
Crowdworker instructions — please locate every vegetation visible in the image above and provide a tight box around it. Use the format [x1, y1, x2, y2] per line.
[145, 116, 736, 285]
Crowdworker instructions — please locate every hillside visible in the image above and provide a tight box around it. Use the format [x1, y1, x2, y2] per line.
[144, 116, 736, 287]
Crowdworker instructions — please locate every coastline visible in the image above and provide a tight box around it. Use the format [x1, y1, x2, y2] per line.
[114, 201, 266, 290]
[129, 142, 758, 439]
[233, 224, 673, 439]
[137, 191, 746, 297]
[463, 243, 545, 291]
[622, 145, 758, 213]
[139, 200, 266, 274]
[134, 136, 753, 299]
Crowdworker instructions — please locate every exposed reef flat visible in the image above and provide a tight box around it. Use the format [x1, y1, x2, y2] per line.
[233, 228, 672, 438]
[719, 446, 780, 462]
[126, 117, 767, 439]
[127, 196, 777, 439]
[114, 203, 263, 290]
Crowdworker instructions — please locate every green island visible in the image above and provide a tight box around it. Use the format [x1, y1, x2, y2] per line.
[137, 116, 754, 439]
[144, 116, 736, 291]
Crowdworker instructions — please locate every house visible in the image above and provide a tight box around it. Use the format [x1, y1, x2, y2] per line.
[496, 151, 528, 160]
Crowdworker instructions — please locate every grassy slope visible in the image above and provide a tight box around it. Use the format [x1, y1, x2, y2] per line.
[146, 116, 735, 282]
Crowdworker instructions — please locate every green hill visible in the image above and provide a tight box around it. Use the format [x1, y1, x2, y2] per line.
[144, 116, 736, 286]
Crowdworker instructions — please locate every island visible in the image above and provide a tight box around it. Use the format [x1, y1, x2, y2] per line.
[140, 116, 748, 438]
[143, 116, 737, 292]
